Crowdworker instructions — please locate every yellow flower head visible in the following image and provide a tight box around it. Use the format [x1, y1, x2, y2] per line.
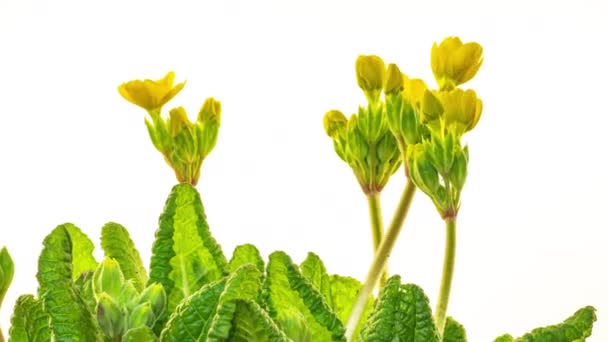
[118, 71, 186, 112]
[431, 37, 483, 90]
[403, 78, 429, 109]
[436, 88, 483, 133]
[384, 63, 404, 95]
[168, 107, 192, 137]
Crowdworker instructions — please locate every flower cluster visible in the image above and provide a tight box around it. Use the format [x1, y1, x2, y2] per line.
[118, 72, 221, 185]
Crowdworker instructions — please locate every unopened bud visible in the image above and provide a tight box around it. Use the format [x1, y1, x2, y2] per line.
[96, 293, 126, 338]
[93, 258, 125, 299]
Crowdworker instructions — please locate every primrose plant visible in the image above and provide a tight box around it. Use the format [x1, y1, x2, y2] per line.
[1, 37, 597, 342]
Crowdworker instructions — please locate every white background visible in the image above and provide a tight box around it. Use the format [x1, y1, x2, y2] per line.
[1, 0, 607, 340]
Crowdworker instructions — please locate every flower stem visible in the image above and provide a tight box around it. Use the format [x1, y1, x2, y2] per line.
[0, 327, 4, 342]
[366, 192, 388, 286]
[345, 180, 416, 340]
[434, 216, 457, 336]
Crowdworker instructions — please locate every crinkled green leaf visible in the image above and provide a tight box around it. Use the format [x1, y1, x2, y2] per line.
[443, 316, 467, 342]
[264, 251, 345, 341]
[228, 244, 265, 274]
[161, 264, 264, 341]
[8, 294, 51, 342]
[148, 183, 228, 332]
[160, 277, 226, 341]
[300, 252, 332, 304]
[0, 247, 14, 308]
[101, 222, 148, 291]
[360, 275, 439, 342]
[494, 306, 596, 342]
[206, 264, 284, 340]
[64, 223, 98, 280]
[123, 326, 158, 341]
[329, 275, 373, 339]
[220, 300, 289, 342]
[74, 270, 96, 315]
[36, 225, 102, 341]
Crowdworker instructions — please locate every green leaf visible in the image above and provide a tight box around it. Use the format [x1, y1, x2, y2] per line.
[264, 251, 345, 341]
[443, 316, 467, 342]
[359, 275, 439, 342]
[494, 306, 597, 342]
[0, 247, 14, 308]
[160, 278, 227, 341]
[148, 183, 228, 332]
[36, 225, 103, 341]
[74, 270, 96, 315]
[101, 222, 148, 291]
[300, 252, 332, 304]
[64, 223, 98, 280]
[123, 326, 158, 342]
[228, 244, 265, 274]
[221, 300, 289, 342]
[329, 275, 373, 339]
[8, 294, 51, 342]
[162, 264, 266, 341]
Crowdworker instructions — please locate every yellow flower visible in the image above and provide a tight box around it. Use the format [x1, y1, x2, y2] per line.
[431, 37, 483, 90]
[355, 55, 386, 102]
[118, 71, 186, 112]
[323, 110, 347, 138]
[168, 107, 192, 137]
[436, 89, 483, 133]
[384, 63, 404, 95]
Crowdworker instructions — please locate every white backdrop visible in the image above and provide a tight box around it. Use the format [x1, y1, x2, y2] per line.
[1, 0, 607, 340]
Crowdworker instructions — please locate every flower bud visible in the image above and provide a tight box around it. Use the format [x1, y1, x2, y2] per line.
[117, 280, 140, 310]
[128, 303, 155, 330]
[138, 283, 167, 319]
[450, 145, 469, 192]
[431, 37, 483, 90]
[168, 107, 192, 138]
[198, 97, 222, 124]
[323, 110, 347, 138]
[384, 63, 404, 95]
[96, 293, 126, 338]
[421, 90, 444, 123]
[356, 55, 386, 102]
[93, 258, 125, 300]
[437, 89, 483, 134]
[0, 247, 14, 306]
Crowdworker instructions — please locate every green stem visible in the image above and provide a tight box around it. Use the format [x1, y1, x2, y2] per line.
[434, 216, 457, 337]
[345, 180, 417, 340]
[366, 192, 388, 286]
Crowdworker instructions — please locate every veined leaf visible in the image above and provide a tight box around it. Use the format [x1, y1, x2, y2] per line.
[123, 326, 158, 341]
[0, 247, 14, 308]
[220, 300, 289, 342]
[493, 306, 596, 342]
[359, 275, 439, 342]
[101, 222, 148, 291]
[300, 252, 332, 304]
[162, 264, 266, 341]
[8, 294, 51, 342]
[36, 225, 102, 341]
[264, 251, 345, 341]
[148, 183, 228, 332]
[161, 278, 227, 341]
[64, 223, 98, 280]
[329, 275, 373, 339]
[443, 316, 467, 342]
[229, 244, 265, 274]
[73, 270, 96, 316]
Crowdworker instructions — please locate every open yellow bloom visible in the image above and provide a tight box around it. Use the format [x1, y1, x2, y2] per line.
[436, 89, 483, 133]
[118, 71, 186, 112]
[431, 37, 483, 90]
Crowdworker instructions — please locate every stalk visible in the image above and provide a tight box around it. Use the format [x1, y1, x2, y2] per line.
[366, 192, 388, 285]
[0, 327, 4, 342]
[345, 180, 416, 340]
[434, 216, 457, 336]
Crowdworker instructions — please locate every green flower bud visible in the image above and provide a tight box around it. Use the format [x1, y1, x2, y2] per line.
[138, 283, 167, 319]
[356, 103, 386, 143]
[0, 247, 14, 307]
[198, 97, 222, 124]
[96, 293, 126, 338]
[117, 280, 140, 310]
[421, 90, 444, 123]
[384, 63, 404, 95]
[128, 303, 155, 330]
[346, 115, 368, 165]
[450, 145, 469, 192]
[323, 110, 347, 138]
[168, 107, 192, 138]
[356, 55, 386, 103]
[93, 258, 125, 300]
[407, 144, 440, 196]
